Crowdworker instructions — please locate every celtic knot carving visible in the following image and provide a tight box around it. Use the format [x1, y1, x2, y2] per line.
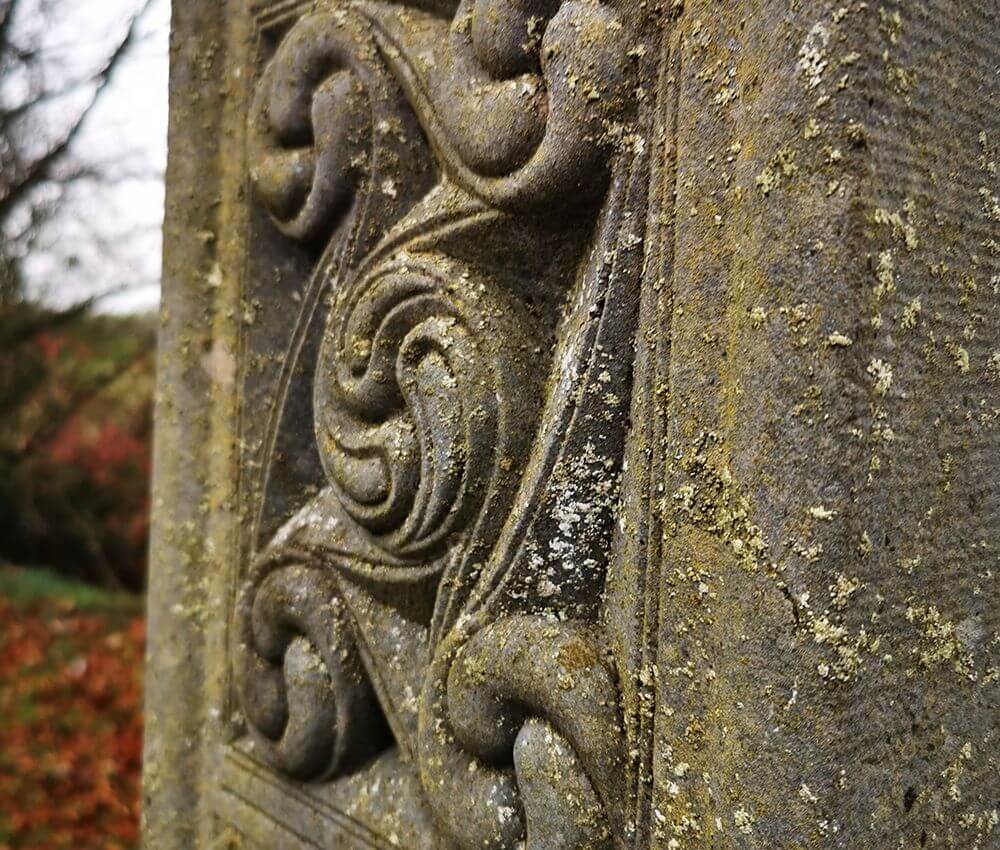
[233, 0, 650, 845]
[233, 552, 387, 780]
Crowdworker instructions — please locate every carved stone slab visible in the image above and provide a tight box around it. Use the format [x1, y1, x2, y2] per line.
[145, 1, 999, 848]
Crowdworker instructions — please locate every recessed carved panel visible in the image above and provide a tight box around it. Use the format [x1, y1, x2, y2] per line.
[224, 1, 665, 847]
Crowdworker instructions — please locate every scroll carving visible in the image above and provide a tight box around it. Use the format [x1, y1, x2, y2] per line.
[364, 0, 635, 208]
[233, 1, 652, 846]
[419, 617, 625, 849]
[315, 235, 544, 564]
[234, 551, 387, 780]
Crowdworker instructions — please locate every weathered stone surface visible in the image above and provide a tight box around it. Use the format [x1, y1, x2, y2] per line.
[144, 1, 998, 848]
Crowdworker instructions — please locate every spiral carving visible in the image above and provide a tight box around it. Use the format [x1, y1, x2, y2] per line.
[248, 9, 429, 243]
[233, 554, 387, 781]
[363, 0, 638, 209]
[417, 617, 625, 850]
[314, 251, 530, 563]
[249, 14, 366, 241]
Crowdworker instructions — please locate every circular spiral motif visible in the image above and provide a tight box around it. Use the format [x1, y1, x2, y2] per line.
[233, 556, 387, 781]
[314, 253, 506, 562]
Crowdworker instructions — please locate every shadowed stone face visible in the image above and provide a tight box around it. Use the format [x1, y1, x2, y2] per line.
[144, 2, 999, 849]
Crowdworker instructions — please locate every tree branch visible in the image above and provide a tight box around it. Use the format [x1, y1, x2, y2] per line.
[0, 0, 22, 55]
[0, 0, 155, 222]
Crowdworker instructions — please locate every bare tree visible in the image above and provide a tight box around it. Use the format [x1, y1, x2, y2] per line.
[0, 0, 158, 308]
[0, 0, 162, 590]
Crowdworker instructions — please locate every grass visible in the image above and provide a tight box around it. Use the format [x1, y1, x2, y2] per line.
[0, 564, 142, 612]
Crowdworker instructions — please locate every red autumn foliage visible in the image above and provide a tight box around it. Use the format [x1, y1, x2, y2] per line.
[42, 418, 152, 552]
[1, 306, 155, 590]
[32, 333, 70, 364]
[0, 594, 144, 850]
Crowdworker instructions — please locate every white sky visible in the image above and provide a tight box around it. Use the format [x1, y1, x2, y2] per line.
[19, 0, 170, 314]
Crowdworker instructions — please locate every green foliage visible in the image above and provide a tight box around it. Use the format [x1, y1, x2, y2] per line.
[0, 565, 141, 612]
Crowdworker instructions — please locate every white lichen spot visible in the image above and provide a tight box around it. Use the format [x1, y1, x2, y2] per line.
[867, 358, 893, 396]
[799, 783, 820, 804]
[734, 806, 755, 835]
[809, 505, 837, 521]
[798, 23, 830, 90]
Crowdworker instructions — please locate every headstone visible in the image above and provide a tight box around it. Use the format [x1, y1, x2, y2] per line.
[143, 1, 999, 848]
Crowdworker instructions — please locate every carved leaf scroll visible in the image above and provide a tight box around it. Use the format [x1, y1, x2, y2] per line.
[418, 616, 625, 849]
[248, 9, 430, 242]
[361, 0, 635, 208]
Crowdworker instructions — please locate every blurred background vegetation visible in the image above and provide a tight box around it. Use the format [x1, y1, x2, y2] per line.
[1, 0, 165, 844]
[0, 303, 154, 591]
[1, 0, 166, 594]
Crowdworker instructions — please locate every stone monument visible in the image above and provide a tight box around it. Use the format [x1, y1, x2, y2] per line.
[143, 1, 998, 848]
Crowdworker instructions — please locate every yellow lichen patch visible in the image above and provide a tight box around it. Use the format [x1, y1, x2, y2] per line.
[874, 206, 920, 250]
[900, 297, 922, 329]
[904, 603, 976, 678]
[755, 148, 798, 197]
[874, 250, 896, 299]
